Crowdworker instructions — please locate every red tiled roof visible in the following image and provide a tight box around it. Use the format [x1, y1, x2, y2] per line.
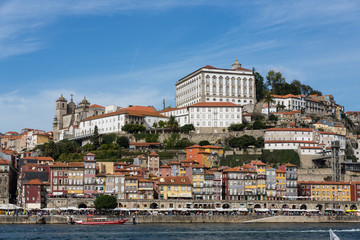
[160, 165, 170, 168]
[83, 107, 167, 121]
[250, 160, 266, 166]
[0, 159, 10, 165]
[272, 94, 301, 99]
[90, 104, 104, 108]
[149, 152, 159, 156]
[300, 146, 322, 149]
[130, 142, 161, 147]
[24, 178, 48, 185]
[265, 140, 317, 144]
[266, 128, 313, 132]
[158, 107, 187, 113]
[190, 102, 240, 107]
[203, 65, 217, 69]
[298, 181, 350, 185]
[318, 131, 345, 136]
[157, 176, 192, 185]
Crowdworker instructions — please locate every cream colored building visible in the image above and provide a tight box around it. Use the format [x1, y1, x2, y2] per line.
[175, 60, 256, 108]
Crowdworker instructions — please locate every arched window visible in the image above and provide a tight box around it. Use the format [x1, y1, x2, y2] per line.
[219, 77, 223, 85]
[231, 87, 235, 94]
[212, 76, 217, 84]
[231, 77, 235, 85]
[225, 77, 229, 85]
[226, 86, 229, 93]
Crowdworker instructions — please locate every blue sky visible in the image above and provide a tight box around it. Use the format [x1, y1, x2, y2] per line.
[1, 0, 360, 133]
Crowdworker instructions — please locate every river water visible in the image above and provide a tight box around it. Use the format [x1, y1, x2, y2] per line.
[0, 223, 359, 239]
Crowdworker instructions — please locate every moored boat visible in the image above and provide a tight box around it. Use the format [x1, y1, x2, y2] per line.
[75, 215, 128, 225]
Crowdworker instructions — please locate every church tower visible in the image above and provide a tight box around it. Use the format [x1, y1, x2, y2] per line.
[53, 95, 67, 141]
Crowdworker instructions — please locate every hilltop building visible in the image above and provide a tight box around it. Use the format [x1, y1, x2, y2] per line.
[175, 60, 256, 108]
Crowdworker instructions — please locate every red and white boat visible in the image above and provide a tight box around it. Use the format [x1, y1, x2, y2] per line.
[75, 215, 128, 225]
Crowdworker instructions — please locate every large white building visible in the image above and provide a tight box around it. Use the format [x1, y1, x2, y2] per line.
[175, 60, 256, 108]
[59, 105, 168, 141]
[272, 94, 325, 114]
[159, 102, 242, 133]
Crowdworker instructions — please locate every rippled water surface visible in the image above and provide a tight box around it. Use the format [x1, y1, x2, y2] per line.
[0, 223, 359, 239]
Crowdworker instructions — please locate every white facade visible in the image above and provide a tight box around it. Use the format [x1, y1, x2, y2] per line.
[262, 105, 277, 115]
[159, 107, 189, 126]
[59, 106, 168, 141]
[188, 102, 242, 133]
[264, 128, 345, 155]
[159, 102, 242, 133]
[176, 60, 256, 108]
[272, 94, 325, 114]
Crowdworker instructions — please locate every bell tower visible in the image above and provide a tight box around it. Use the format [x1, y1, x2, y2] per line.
[53, 94, 67, 141]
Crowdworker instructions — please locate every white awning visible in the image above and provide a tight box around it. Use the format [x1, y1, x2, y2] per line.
[254, 208, 269, 212]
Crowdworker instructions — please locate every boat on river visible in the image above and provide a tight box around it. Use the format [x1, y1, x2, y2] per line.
[75, 215, 128, 225]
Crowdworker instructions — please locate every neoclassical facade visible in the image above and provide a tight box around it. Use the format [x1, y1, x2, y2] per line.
[175, 60, 256, 108]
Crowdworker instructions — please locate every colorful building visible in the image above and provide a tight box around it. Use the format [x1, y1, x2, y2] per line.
[158, 176, 192, 200]
[186, 145, 223, 168]
[298, 181, 351, 201]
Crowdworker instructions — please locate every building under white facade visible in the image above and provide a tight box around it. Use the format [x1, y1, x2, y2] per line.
[264, 128, 346, 156]
[175, 60, 256, 108]
[159, 102, 242, 133]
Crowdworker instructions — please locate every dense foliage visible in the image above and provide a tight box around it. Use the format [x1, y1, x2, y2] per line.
[261, 150, 301, 166]
[94, 195, 117, 210]
[228, 123, 246, 132]
[180, 124, 195, 133]
[164, 133, 194, 149]
[116, 136, 130, 148]
[199, 140, 210, 146]
[227, 135, 264, 149]
[122, 123, 146, 133]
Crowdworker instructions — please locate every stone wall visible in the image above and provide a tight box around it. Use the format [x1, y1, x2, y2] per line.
[298, 168, 333, 181]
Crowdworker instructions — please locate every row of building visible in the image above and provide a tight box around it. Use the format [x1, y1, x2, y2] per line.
[0, 129, 52, 153]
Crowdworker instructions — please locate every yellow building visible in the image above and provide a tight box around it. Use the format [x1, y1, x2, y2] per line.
[313, 121, 346, 136]
[298, 181, 351, 201]
[158, 176, 192, 200]
[275, 169, 286, 200]
[192, 164, 205, 200]
[67, 162, 84, 194]
[241, 167, 258, 201]
[125, 177, 139, 199]
[250, 161, 266, 200]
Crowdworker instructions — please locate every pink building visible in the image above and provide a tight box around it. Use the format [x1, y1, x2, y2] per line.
[83, 153, 96, 194]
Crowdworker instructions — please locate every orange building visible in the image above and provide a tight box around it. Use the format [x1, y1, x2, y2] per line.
[186, 145, 223, 168]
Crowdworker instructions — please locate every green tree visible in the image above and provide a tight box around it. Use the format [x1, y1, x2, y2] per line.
[91, 126, 101, 149]
[228, 123, 245, 132]
[94, 195, 117, 210]
[199, 140, 210, 146]
[102, 133, 117, 145]
[254, 70, 267, 102]
[152, 122, 158, 128]
[264, 91, 275, 120]
[180, 124, 195, 133]
[116, 136, 130, 149]
[145, 133, 159, 142]
[266, 70, 285, 92]
[158, 120, 166, 128]
[122, 123, 146, 133]
[166, 115, 179, 131]
[252, 120, 265, 130]
[269, 114, 278, 121]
